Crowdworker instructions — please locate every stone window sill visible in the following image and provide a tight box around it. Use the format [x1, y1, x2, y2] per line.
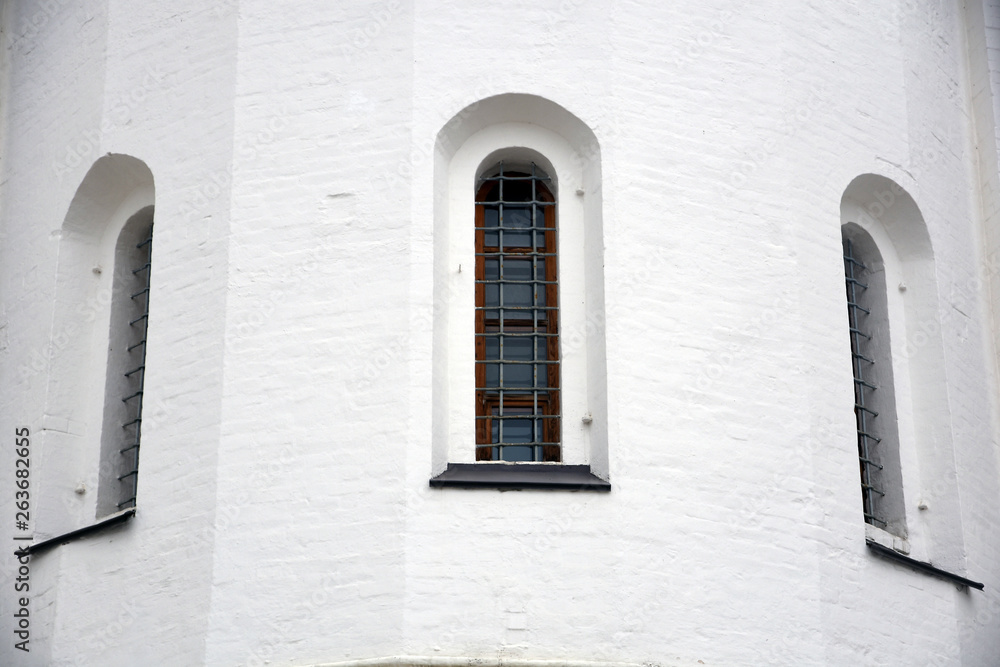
[16, 507, 135, 557]
[865, 523, 983, 590]
[429, 463, 610, 491]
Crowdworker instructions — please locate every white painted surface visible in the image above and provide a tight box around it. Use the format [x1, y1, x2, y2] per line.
[1, 2, 999, 666]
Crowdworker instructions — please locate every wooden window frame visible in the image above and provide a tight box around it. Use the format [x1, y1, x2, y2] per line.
[474, 166, 560, 462]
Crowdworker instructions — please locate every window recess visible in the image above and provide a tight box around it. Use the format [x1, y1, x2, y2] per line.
[98, 213, 154, 517]
[844, 238, 884, 528]
[842, 229, 905, 536]
[117, 224, 153, 511]
[430, 97, 611, 490]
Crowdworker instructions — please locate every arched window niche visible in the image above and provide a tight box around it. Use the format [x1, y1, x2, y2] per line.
[840, 173, 966, 571]
[429, 94, 609, 490]
[38, 154, 155, 541]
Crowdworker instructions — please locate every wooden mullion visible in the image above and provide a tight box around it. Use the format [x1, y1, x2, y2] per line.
[541, 191, 560, 461]
[475, 185, 493, 460]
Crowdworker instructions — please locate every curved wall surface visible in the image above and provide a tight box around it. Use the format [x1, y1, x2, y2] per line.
[1, 2, 999, 666]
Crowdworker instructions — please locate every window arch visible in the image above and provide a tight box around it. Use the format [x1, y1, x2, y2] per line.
[475, 162, 560, 462]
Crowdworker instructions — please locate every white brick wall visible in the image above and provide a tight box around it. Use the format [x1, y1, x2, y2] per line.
[2, 1, 999, 665]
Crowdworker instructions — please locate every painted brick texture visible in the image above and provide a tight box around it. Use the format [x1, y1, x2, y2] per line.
[1, 2, 999, 666]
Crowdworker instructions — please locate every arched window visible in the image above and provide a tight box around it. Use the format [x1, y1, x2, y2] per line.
[475, 162, 560, 462]
[839, 173, 983, 587]
[429, 94, 609, 490]
[27, 154, 154, 554]
[98, 209, 154, 515]
[842, 225, 904, 535]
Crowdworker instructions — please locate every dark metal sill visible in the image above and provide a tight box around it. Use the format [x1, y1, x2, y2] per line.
[429, 463, 611, 491]
[866, 539, 984, 590]
[15, 507, 135, 557]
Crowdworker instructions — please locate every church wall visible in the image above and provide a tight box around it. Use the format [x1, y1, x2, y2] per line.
[1, 2, 998, 666]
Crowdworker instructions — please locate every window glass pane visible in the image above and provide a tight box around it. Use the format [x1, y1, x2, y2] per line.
[503, 337, 533, 361]
[485, 259, 499, 280]
[484, 208, 499, 246]
[483, 183, 500, 202]
[485, 337, 499, 361]
[503, 283, 532, 307]
[502, 230, 532, 248]
[537, 287, 545, 307]
[535, 230, 546, 248]
[485, 284, 499, 307]
[502, 363, 532, 387]
[485, 363, 499, 387]
[504, 419, 532, 443]
[484, 208, 499, 227]
[504, 260, 531, 281]
[501, 445, 534, 461]
[504, 207, 531, 228]
[504, 180, 532, 202]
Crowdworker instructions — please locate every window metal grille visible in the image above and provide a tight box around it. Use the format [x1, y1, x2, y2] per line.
[843, 238, 885, 527]
[118, 224, 152, 510]
[475, 162, 560, 462]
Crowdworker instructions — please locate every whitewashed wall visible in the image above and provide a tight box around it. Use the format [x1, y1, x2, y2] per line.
[1, 1, 999, 666]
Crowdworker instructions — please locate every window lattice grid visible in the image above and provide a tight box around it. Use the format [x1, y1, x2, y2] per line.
[843, 238, 885, 527]
[475, 162, 560, 462]
[118, 225, 152, 510]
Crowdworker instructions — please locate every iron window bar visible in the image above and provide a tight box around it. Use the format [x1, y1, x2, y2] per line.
[476, 252, 558, 258]
[117, 225, 153, 510]
[475, 332, 558, 337]
[844, 238, 886, 527]
[475, 162, 560, 462]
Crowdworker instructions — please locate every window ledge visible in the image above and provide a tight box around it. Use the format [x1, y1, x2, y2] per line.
[865, 521, 910, 555]
[16, 507, 135, 557]
[866, 539, 984, 590]
[429, 463, 610, 491]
